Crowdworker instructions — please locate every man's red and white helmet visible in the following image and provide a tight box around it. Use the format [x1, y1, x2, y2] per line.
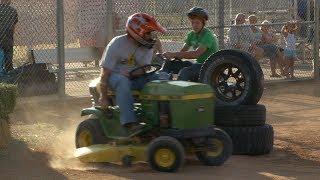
[126, 13, 166, 48]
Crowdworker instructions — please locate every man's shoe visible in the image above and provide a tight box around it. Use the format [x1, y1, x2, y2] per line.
[124, 122, 144, 132]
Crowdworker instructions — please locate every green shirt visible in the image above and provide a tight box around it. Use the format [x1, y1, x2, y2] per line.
[184, 28, 219, 63]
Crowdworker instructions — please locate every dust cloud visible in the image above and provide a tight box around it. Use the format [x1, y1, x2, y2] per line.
[46, 103, 97, 171]
[13, 98, 97, 170]
[48, 125, 95, 171]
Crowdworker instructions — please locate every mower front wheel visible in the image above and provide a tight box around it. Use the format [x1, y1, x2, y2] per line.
[75, 118, 107, 148]
[195, 128, 232, 166]
[147, 136, 185, 172]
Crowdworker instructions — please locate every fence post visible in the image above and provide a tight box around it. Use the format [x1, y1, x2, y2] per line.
[106, 0, 114, 43]
[218, 0, 225, 49]
[56, 0, 65, 96]
[314, 0, 319, 80]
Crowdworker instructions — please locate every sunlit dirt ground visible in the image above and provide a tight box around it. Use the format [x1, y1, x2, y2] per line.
[1, 80, 320, 180]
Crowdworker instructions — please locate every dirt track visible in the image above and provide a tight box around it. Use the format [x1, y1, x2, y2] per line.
[1, 80, 320, 179]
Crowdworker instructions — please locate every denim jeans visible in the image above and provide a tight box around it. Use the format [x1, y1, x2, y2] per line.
[108, 71, 169, 125]
[177, 63, 202, 82]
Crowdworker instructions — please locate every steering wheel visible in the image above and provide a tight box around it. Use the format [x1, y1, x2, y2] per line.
[128, 64, 162, 80]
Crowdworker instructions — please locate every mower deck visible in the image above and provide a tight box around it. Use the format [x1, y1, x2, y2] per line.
[74, 144, 147, 163]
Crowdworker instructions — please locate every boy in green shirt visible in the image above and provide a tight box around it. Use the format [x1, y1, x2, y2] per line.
[161, 6, 219, 81]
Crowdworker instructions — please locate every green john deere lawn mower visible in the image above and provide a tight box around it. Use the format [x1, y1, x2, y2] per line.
[75, 67, 233, 172]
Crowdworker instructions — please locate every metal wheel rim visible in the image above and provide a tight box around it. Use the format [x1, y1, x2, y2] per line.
[155, 148, 176, 167]
[207, 138, 224, 157]
[78, 130, 93, 147]
[212, 64, 246, 101]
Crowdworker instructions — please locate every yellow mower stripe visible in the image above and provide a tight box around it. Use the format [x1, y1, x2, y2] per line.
[106, 90, 140, 96]
[140, 93, 214, 100]
[75, 144, 147, 163]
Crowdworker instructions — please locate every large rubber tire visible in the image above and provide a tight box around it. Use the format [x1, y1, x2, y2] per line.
[147, 136, 185, 172]
[195, 128, 233, 166]
[214, 104, 266, 126]
[75, 118, 107, 148]
[199, 49, 264, 106]
[218, 124, 274, 155]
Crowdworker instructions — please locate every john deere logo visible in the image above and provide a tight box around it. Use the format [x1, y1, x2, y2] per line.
[197, 106, 205, 112]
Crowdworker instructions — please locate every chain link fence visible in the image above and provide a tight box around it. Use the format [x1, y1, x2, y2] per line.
[0, 0, 318, 99]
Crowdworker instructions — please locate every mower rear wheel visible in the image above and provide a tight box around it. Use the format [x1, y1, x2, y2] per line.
[147, 136, 185, 172]
[75, 118, 107, 148]
[195, 128, 232, 166]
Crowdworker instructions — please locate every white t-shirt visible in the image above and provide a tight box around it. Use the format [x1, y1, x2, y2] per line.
[100, 34, 153, 73]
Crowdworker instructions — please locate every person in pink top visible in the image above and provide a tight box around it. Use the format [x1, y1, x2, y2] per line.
[281, 20, 301, 79]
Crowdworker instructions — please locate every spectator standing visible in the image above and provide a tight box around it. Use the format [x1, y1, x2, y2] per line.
[260, 20, 286, 77]
[260, 21, 278, 44]
[248, 15, 264, 58]
[290, 0, 314, 21]
[290, 0, 315, 40]
[281, 21, 301, 79]
[248, 15, 285, 77]
[0, 0, 18, 73]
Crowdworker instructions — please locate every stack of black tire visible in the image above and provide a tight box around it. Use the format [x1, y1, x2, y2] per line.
[199, 49, 274, 155]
